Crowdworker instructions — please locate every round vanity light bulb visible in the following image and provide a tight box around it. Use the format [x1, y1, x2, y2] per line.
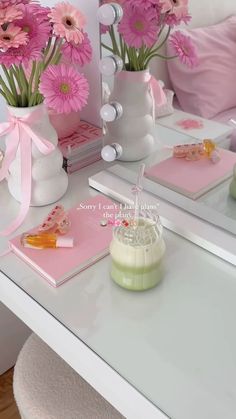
[99, 55, 123, 76]
[101, 143, 123, 162]
[97, 3, 123, 26]
[100, 102, 123, 122]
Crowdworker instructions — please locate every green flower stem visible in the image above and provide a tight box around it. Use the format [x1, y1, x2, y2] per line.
[28, 61, 36, 101]
[123, 44, 129, 67]
[19, 65, 29, 107]
[8, 68, 19, 104]
[28, 62, 42, 106]
[1, 65, 17, 102]
[149, 26, 171, 56]
[33, 62, 41, 92]
[119, 34, 126, 63]
[0, 75, 17, 106]
[144, 53, 178, 68]
[12, 66, 23, 105]
[44, 38, 62, 69]
[29, 92, 37, 107]
[137, 45, 146, 69]
[131, 47, 139, 71]
[43, 36, 52, 62]
[109, 26, 120, 56]
[54, 53, 62, 65]
[0, 88, 7, 101]
[158, 24, 165, 38]
[19, 65, 28, 88]
[51, 41, 63, 65]
[125, 46, 132, 70]
[101, 42, 114, 53]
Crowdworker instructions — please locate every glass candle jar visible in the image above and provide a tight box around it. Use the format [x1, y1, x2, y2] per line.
[109, 211, 165, 291]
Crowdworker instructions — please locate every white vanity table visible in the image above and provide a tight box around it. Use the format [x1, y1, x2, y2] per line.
[1, 121, 236, 419]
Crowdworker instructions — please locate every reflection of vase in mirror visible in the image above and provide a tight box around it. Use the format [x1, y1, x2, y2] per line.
[104, 69, 155, 162]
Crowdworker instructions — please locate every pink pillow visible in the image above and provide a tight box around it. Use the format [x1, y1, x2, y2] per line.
[167, 16, 236, 119]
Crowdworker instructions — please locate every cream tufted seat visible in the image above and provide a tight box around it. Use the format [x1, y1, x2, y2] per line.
[13, 334, 124, 419]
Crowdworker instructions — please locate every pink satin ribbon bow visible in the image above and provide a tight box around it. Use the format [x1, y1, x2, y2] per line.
[149, 76, 167, 108]
[0, 108, 55, 237]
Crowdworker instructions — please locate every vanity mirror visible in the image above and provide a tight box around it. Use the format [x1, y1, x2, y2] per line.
[92, 0, 236, 265]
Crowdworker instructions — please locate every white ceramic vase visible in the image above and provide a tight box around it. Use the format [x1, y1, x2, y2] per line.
[6, 104, 68, 206]
[104, 69, 155, 161]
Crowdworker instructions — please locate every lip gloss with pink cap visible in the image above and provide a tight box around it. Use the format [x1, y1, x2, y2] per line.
[21, 233, 74, 249]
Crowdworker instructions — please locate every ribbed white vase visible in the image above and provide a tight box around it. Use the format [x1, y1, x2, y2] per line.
[104, 69, 155, 161]
[6, 104, 68, 206]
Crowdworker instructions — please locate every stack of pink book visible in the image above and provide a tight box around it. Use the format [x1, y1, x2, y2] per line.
[59, 121, 103, 174]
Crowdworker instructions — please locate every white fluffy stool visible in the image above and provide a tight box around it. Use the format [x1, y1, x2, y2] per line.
[13, 334, 124, 419]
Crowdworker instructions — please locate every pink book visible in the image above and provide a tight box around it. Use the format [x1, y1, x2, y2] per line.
[145, 148, 236, 200]
[9, 196, 119, 287]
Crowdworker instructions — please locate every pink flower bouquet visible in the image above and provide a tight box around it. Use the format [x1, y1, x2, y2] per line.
[0, 0, 92, 113]
[101, 0, 198, 71]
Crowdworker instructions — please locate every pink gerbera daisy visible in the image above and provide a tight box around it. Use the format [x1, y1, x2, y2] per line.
[39, 64, 89, 114]
[0, 5, 23, 25]
[102, 0, 125, 5]
[49, 2, 86, 44]
[17, 4, 51, 48]
[29, 4, 51, 22]
[0, 40, 42, 68]
[118, 4, 158, 48]
[129, 0, 159, 9]
[165, 12, 191, 26]
[61, 31, 92, 66]
[169, 31, 198, 68]
[0, 24, 28, 50]
[161, 0, 188, 19]
[0, 0, 30, 8]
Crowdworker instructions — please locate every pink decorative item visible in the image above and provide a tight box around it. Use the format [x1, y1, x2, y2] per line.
[167, 16, 236, 119]
[176, 119, 204, 130]
[38, 205, 71, 235]
[155, 88, 174, 118]
[173, 143, 204, 159]
[173, 140, 220, 163]
[49, 110, 80, 138]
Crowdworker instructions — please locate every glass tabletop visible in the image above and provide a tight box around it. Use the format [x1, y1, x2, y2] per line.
[1, 161, 236, 419]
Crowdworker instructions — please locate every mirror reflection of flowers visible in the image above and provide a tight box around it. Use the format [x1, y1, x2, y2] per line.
[101, 0, 198, 70]
[0, 0, 92, 113]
